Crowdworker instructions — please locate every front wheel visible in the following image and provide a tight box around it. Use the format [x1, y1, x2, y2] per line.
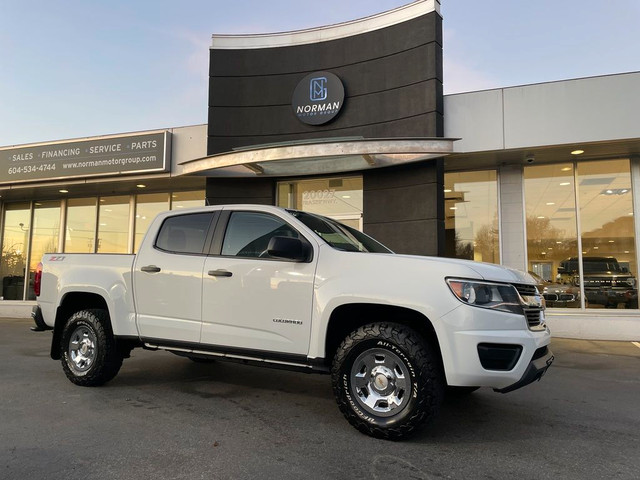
[60, 309, 123, 386]
[331, 323, 444, 440]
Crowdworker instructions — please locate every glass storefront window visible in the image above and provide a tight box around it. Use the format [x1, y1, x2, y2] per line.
[135, 193, 169, 252]
[171, 190, 205, 210]
[525, 159, 637, 310]
[27, 201, 61, 300]
[577, 159, 637, 309]
[65, 198, 97, 253]
[97, 196, 130, 253]
[277, 177, 363, 230]
[0, 203, 31, 300]
[0, 189, 205, 301]
[444, 171, 499, 263]
[524, 164, 580, 308]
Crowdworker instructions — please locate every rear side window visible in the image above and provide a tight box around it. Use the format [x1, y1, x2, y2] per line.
[155, 213, 212, 254]
[221, 212, 300, 258]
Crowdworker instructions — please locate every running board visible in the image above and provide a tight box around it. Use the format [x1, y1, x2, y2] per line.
[144, 343, 323, 371]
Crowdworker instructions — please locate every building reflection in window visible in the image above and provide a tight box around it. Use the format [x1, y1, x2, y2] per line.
[0, 190, 205, 301]
[277, 177, 363, 230]
[65, 198, 97, 253]
[444, 171, 499, 263]
[27, 201, 61, 300]
[171, 190, 205, 210]
[525, 159, 637, 309]
[577, 159, 637, 309]
[97, 196, 131, 253]
[0, 203, 31, 301]
[135, 193, 169, 252]
[524, 164, 580, 308]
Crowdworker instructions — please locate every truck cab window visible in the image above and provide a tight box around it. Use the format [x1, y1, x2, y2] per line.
[155, 213, 212, 254]
[222, 212, 300, 258]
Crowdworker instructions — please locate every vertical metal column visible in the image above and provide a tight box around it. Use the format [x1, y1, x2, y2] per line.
[128, 195, 136, 254]
[22, 202, 34, 301]
[573, 162, 586, 309]
[630, 156, 640, 308]
[58, 198, 67, 253]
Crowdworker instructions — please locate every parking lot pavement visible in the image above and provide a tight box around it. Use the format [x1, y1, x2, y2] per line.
[1, 317, 639, 480]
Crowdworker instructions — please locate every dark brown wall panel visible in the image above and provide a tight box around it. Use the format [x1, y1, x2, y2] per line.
[208, 113, 441, 154]
[210, 43, 441, 107]
[206, 178, 275, 206]
[363, 160, 444, 256]
[208, 11, 443, 155]
[210, 14, 441, 77]
[209, 80, 440, 136]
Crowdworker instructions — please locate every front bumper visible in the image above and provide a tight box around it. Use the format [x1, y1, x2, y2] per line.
[437, 304, 553, 390]
[494, 346, 554, 393]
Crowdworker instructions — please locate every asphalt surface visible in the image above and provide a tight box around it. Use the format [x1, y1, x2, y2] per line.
[1, 317, 639, 480]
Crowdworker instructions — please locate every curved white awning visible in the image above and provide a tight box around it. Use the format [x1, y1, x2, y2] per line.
[178, 138, 455, 178]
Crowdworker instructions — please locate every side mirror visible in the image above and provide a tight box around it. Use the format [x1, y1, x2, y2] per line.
[267, 236, 310, 262]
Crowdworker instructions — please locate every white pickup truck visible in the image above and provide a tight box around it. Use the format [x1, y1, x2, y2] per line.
[33, 204, 553, 439]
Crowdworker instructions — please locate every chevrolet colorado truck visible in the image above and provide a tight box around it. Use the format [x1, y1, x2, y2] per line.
[32, 204, 553, 439]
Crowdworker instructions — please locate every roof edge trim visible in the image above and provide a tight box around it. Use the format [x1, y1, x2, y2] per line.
[211, 0, 439, 50]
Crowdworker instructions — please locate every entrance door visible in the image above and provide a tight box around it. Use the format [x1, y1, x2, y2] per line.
[277, 176, 363, 229]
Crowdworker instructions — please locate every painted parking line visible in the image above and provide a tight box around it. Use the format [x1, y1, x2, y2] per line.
[632, 342, 640, 350]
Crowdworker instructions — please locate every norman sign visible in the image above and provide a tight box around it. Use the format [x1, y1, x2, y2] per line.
[292, 72, 345, 126]
[0, 132, 169, 184]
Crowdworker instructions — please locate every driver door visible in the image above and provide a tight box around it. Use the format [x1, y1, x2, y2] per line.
[201, 210, 317, 355]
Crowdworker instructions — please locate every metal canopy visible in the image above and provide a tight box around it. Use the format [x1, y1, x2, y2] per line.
[178, 138, 455, 178]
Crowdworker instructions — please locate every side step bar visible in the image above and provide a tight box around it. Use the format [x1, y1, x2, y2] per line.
[144, 343, 325, 372]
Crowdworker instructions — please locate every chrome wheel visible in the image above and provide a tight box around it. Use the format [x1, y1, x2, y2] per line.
[68, 326, 97, 373]
[350, 348, 411, 417]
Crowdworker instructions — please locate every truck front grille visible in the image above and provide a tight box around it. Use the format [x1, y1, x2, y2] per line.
[513, 284, 544, 329]
[523, 307, 544, 328]
[514, 284, 537, 296]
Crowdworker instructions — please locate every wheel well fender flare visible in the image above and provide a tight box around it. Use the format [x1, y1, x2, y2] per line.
[322, 303, 443, 369]
[51, 292, 111, 360]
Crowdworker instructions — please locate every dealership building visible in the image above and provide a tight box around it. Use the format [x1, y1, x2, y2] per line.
[1, 0, 638, 340]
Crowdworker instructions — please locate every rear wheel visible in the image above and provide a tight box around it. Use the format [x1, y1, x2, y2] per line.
[60, 309, 123, 386]
[331, 323, 444, 440]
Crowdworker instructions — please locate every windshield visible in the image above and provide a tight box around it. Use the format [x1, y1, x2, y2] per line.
[288, 210, 392, 253]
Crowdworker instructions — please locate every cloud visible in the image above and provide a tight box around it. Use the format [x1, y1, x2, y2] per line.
[443, 57, 500, 95]
[171, 29, 211, 81]
[442, 28, 499, 94]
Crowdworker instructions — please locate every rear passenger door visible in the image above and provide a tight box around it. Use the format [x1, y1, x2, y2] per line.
[134, 211, 216, 342]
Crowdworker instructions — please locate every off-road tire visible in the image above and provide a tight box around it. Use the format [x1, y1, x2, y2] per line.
[331, 322, 444, 440]
[60, 309, 123, 386]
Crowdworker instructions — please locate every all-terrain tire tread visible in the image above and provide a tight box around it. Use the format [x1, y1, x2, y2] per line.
[60, 309, 123, 387]
[331, 322, 444, 440]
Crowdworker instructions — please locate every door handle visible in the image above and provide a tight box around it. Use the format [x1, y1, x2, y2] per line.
[208, 269, 232, 277]
[141, 265, 161, 273]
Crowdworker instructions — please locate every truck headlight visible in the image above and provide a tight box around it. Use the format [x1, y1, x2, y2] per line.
[446, 279, 523, 315]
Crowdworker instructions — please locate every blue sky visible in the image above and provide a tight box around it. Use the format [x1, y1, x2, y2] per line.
[1, 0, 638, 146]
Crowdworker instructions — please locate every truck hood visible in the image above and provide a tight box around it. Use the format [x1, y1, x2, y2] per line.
[393, 254, 535, 285]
